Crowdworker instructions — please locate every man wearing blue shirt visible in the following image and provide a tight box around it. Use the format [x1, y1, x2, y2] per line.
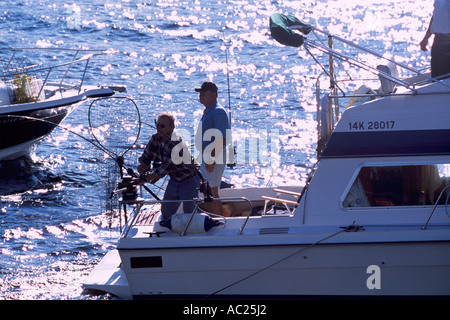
[195, 81, 230, 216]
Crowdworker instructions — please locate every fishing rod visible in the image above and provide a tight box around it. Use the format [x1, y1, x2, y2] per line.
[222, 31, 237, 169]
[223, 31, 232, 121]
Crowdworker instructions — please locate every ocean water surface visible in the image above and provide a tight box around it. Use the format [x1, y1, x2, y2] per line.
[0, 0, 432, 299]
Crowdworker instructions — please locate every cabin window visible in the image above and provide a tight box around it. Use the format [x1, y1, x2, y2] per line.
[343, 164, 450, 207]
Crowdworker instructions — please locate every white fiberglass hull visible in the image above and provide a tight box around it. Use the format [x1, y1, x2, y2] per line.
[118, 235, 450, 299]
[82, 250, 132, 300]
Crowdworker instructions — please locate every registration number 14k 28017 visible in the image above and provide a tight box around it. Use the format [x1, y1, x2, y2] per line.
[348, 120, 395, 131]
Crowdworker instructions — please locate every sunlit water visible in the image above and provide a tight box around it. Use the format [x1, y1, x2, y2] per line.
[0, 0, 432, 299]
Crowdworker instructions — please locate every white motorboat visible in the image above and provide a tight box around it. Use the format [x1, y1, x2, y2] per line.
[83, 14, 450, 299]
[0, 48, 122, 160]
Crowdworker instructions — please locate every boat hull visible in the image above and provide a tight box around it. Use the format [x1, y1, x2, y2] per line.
[118, 239, 450, 299]
[0, 103, 78, 160]
[0, 86, 115, 160]
[82, 250, 132, 300]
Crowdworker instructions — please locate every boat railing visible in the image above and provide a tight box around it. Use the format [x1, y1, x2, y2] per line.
[315, 70, 450, 157]
[0, 48, 117, 104]
[120, 196, 254, 238]
[180, 197, 254, 236]
[269, 13, 450, 157]
[422, 184, 450, 230]
[314, 57, 450, 157]
[295, 20, 450, 92]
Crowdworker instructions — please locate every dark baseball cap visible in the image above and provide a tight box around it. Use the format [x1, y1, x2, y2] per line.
[195, 81, 218, 93]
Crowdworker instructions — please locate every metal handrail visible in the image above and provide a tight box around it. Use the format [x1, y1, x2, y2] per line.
[122, 198, 189, 238]
[178, 197, 254, 236]
[304, 39, 416, 92]
[299, 25, 450, 91]
[422, 185, 450, 230]
[237, 197, 255, 235]
[120, 196, 255, 237]
[0, 48, 117, 103]
[0, 48, 115, 76]
[1, 52, 93, 77]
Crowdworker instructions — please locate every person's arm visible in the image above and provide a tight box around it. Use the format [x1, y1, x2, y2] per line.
[151, 138, 183, 178]
[420, 16, 433, 51]
[205, 109, 229, 172]
[141, 147, 173, 184]
[137, 135, 157, 174]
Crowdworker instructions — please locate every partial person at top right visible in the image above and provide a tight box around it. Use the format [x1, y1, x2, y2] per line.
[420, 0, 450, 78]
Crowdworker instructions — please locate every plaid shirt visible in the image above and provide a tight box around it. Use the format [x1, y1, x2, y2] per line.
[138, 133, 198, 182]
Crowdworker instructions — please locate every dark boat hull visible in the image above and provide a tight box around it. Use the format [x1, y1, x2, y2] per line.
[0, 86, 115, 160]
[0, 103, 79, 160]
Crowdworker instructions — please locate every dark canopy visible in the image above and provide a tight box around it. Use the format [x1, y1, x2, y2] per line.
[269, 13, 312, 47]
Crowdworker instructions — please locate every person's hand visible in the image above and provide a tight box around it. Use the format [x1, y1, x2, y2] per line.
[137, 163, 148, 174]
[420, 38, 428, 52]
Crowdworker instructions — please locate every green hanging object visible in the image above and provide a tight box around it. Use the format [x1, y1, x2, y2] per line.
[269, 13, 312, 47]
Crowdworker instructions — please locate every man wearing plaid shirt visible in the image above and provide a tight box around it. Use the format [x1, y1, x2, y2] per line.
[137, 113, 200, 219]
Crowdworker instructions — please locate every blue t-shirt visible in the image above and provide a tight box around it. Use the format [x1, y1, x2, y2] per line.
[197, 101, 230, 163]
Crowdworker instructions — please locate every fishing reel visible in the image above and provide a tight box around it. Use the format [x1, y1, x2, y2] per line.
[116, 175, 138, 201]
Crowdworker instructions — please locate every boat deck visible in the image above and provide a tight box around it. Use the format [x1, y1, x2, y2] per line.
[134, 209, 157, 226]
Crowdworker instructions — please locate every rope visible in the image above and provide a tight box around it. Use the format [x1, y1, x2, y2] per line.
[204, 227, 348, 298]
